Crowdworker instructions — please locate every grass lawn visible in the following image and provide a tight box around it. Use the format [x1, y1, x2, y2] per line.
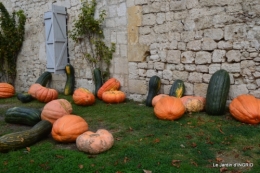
[0, 95, 259, 173]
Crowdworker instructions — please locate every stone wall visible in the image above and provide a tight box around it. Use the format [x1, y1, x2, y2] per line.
[1, 0, 129, 94]
[127, 0, 260, 102]
[1, 0, 260, 103]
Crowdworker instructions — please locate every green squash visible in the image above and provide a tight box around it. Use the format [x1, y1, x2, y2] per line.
[146, 75, 161, 107]
[205, 69, 230, 115]
[35, 71, 52, 86]
[93, 68, 103, 97]
[17, 93, 34, 103]
[5, 107, 42, 126]
[64, 64, 75, 95]
[169, 79, 185, 98]
[0, 120, 52, 153]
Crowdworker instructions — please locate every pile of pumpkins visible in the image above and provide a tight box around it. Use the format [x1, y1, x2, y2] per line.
[1, 66, 260, 153]
[147, 69, 260, 125]
[0, 64, 126, 153]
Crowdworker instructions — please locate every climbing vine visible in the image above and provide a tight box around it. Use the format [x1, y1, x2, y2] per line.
[0, 2, 26, 84]
[69, 0, 115, 80]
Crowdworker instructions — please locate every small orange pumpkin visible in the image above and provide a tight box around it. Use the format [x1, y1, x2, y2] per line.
[52, 114, 89, 143]
[41, 99, 73, 124]
[73, 88, 95, 106]
[76, 129, 114, 154]
[97, 78, 120, 99]
[0, 83, 15, 98]
[102, 90, 126, 103]
[152, 94, 169, 107]
[154, 96, 185, 120]
[180, 96, 206, 113]
[229, 94, 260, 124]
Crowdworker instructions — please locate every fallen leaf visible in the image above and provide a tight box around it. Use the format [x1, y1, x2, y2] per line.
[78, 164, 84, 169]
[143, 169, 152, 173]
[219, 127, 225, 134]
[172, 160, 181, 167]
[191, 142, 197, 148]
[26, 147, 30, 152]
[56, 155, 64, 159]
[220, 167, 228, 172]
[216, 157, 223, 162]
[154, 138, 160, 143]
[124, 157, 129, 163]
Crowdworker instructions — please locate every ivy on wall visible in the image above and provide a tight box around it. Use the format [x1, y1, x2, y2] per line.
[69, 0, 115, 80]
[0, 2, 26, 85]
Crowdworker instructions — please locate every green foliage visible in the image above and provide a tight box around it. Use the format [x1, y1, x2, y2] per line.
[0, 2, 26, 84]
[69, 0, 115, 80]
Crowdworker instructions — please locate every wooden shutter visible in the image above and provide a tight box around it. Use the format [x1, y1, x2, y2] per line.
[44, 5, 68, 74]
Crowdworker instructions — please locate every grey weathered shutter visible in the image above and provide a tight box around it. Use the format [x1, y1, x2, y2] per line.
[44, 5, 68, 74]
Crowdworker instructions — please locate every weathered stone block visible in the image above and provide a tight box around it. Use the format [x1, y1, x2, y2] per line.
[128, 79, 147, 94]
[195, 51, 211, 64]
[167, 50, 181, 64]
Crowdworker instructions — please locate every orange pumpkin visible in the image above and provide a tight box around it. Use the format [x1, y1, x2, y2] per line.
[152, 94, 169, 107]
[28, 83, 42, 98]
[154, 96, 185, 120]
[180, 96, 206, 113]
[76, 129, 114, 154]
[0, 83, 15, 98]
[28, 83, 58, 102]
[73, 88, 95, 106]
[229, 94, 260, 124]
[97, 78, 120, 99]
[41, 99, 73, 124]
[35, 86, 58, 103]
[52, 114, 89, 143]
[102, 90, 126, 103]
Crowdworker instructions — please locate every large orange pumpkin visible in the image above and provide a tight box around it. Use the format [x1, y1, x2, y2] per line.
[28, 83, 42, 97]
[102, 90, 126, 103]
[41, 99, 73, 124]
[97, 78, 120, 99]
[0, 83, 15, 98]
[76, 129, 114, 154]
[180, 96, 206, 113]
[154, 96, 185, 120]
[52, 114, 89, 143]
[152, 94, 169, 107]
[28, 83, 58, 102]
[229, 94, 260, 124]
[35, 86, 58, 103]
[73, 88, 95, 106]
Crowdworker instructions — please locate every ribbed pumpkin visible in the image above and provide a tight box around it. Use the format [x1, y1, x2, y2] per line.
[52, 114, 88, 143]
[181, 96, 206, 113]
[152, 94, 169, 107]
[97, 78, 120, 99]
[76, 129, 114, 154]
[0, 83, 15, 98]
[73, 88, 95, 106]
[229, 94, 260, 124]
[34, 85, 58, 103]
[154, 96, 185, 120]
[102, 90, 126, 104]
[41, 99, 73, 124]
[28, 83, 43, 98]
